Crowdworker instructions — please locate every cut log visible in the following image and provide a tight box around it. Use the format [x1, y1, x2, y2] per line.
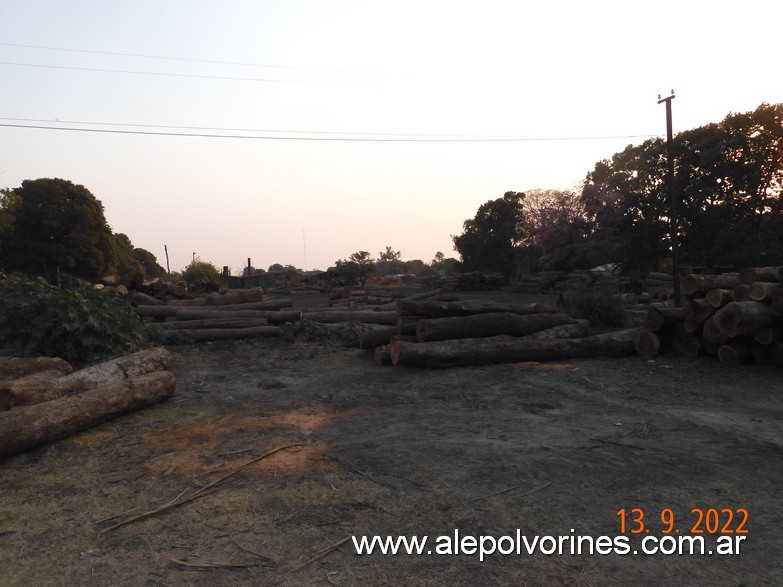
[749, 282, 781, 303]
[705, 289, 733, 309]
[300, 311, 398, 326]
[358, 326, 398, 350]
[778, 266, 783, 284]
[685, 298, 715, 323]
[0, 347, 173, 408]
[129, 291, 165, 306]
[136, 300, 292, 318]
[415, 312, 574, 343]
[397, 315, 420, 335]
[633, 328, 663, 359]
[718, 340, 754, 364]
[770, 289, 783, 317]
[396, 299, 556, 318]
[374, 345, 392, 366]
[166, 287, 266, 306]
[174, 309, 301, 324]
[0, 370, 66, 411]
[390, 329, 637, 368]
[0, 371, 176, 459]
[525, 320, 591, 340]
[731, 285, 752, 302]
[0, 357, 73, 381]
[714, 301, 776, 338]
[149, 318, 269, 331]
[643, 306, 686, 332]
[680, 273, 740, 295]
[753, 325, 781, 345]
[702, 317, 729, 344]
[739, 266, 780, 285]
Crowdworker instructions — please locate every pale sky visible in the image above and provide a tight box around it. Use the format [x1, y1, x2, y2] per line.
[1, 1, 781, 274]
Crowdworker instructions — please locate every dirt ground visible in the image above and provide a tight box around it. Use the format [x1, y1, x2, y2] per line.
[1, 292, 782, 586]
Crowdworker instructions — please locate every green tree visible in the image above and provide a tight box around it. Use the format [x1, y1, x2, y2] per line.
[582, 102, 783, 270]
[133, 247, 166, 278]
[452, 191, 527, 277]
[378, 246, 401, 262]
[0, 178, 116, 281]
[113, 233, 142, 281]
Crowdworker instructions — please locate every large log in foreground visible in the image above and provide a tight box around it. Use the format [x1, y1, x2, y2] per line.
[174, 309, 301, 324]
[396, 299, 556, 318]
[415, 312, 574, 343]
[390, 329, 637, 368]
[0, 371, 176, 459]
[0, 347, 173, 408]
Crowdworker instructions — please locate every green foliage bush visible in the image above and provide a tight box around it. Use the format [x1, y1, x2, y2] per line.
[181, 258, 223, 289]
[0, 271, 148, 366]
[557, 285, 625, 328]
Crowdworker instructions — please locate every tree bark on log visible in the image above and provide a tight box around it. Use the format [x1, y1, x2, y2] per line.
[732, 285, 752, 302]
[390, 329, 637, 368]
[770, 289, 783, 317]
[166, 287, 266, 306]
[415, 312, 574, 343]
[358, 326, 398, 349]
[525, 320, 591, 340]
[0, 371, 176, 459]
[0, 348, 173, 408]
[173, 309, 300, 324]
[643, 307, 687, 332]
[374, 345, 392, 366]
[680, 274, 740, 295]
[686, 298, 715, 323]
[136, 300, 292, 318]
[149, 318, 269, 331]
[0, 357, 73, 380]
[749, 282, 781, 302]
[128, 292, 165, 306]
[300, 311, 398, 325]
[699, 336, 722, 355]
[739, 266, 780, 285]
[714, 301, 776, 338]
[396, 299, 556, 318]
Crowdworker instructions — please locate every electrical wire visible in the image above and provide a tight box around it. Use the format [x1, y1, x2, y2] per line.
[0, 61, 328, 84]
[0, 121, 660, 142]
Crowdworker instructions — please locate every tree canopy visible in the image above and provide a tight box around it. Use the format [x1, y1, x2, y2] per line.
[0, 178, 117, 281]
[582, 102, 783, 270]
[452, 191, 527, 277]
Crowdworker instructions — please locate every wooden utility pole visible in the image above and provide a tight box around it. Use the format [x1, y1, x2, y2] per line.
[658, 90, 681, 307]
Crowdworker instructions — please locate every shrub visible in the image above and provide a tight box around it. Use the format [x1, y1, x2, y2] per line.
[0, 271, 148, 366]
[181, 258, 223, 290]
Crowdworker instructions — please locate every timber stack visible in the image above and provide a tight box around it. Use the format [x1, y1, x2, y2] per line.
[131, 286, 292, 342]
[633, 266, 783, 365]
[0, 348, 176, 458]
[362, 296, 636, 368]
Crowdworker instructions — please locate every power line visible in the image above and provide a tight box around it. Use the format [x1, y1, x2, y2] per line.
[0, 121, 660, 142]
[0, 61, 330, 84]
[0, 41, 350, 73]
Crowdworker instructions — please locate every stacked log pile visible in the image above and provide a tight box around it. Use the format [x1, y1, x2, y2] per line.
[0, 348, 176, 458]
[364, 297, 636, 368]
[633, 266, 783, 365]
[131, 287, 292, 342]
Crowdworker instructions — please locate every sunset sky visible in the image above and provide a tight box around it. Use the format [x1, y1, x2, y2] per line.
[1, 1, 781, 273]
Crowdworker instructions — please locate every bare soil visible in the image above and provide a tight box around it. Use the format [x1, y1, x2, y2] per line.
[1, 292, 782, 586]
